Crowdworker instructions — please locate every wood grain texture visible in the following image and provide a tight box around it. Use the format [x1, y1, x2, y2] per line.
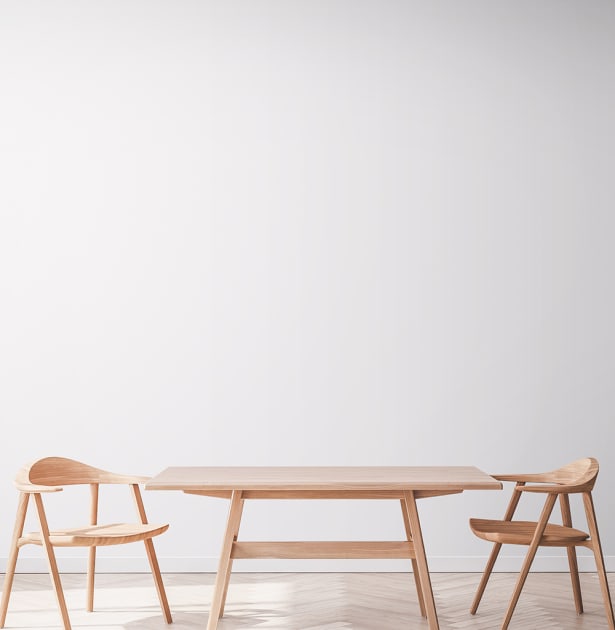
[145, 466, 502, 492]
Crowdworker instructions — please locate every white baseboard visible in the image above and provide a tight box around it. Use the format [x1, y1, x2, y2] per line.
[3, 555, 613, 574]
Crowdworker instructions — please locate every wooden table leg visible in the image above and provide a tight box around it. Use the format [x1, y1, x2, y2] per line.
[207, 491, 244, 630]
[219, 496, 244, 616]
[400, 498, 426, 618]
[403, 491, 439, 629]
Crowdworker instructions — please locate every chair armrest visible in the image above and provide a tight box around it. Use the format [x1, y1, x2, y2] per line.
[98, 473, 151, 485]
[14, 482, 63, 493]
[120, 475, 151, 485]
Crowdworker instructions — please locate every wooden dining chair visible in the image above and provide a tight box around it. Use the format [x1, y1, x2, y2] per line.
[469, 457, 614, 629]
[0, 456, 173, 630]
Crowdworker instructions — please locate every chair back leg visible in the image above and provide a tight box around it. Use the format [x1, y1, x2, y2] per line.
[0, 493, 29, 628]
[87, 483, 99, 612]
[583, 492, 615, 629]
[87, 546, 97, 612]
[559, 494, 583, 614]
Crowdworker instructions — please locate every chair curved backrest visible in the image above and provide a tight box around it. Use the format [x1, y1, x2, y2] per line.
[16, 456, 149, 490]
[0, 456, 173, 630]
[469, 456, 613, 630]
[496, 457, 598, 491]
[535, 456, 597, 485]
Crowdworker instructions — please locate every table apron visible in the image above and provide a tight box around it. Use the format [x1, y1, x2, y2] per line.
[182, 489, 463, 500]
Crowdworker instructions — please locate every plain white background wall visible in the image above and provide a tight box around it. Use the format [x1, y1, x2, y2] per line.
[1, 0, 614, 573]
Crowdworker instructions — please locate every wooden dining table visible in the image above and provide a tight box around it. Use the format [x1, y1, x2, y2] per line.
[145, 466, 501, 630]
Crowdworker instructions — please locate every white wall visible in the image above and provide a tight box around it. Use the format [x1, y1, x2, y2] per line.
[1, 0, 614, 573]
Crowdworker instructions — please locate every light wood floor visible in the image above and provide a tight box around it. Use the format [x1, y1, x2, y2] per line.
[1, 572, 613, 629]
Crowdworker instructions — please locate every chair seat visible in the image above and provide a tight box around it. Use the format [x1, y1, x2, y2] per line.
[469, 518, 589, 546]
[20, 522, 169, 547]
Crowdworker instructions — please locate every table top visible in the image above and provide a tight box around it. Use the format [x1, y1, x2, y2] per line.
[145, 466, 502, 492]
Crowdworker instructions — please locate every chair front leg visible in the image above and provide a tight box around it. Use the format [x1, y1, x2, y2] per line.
[34, 494, 72, 630]
[502, 492, 558, 630]
[0, 492, 30, 628]
[471, 542, 502, 615]
[471, 483, 524, 615]
[143, 537, 173, 623]
[87, 483, 99, 612]
[131, 484, 173, 624]
[583, 492, 615, 629]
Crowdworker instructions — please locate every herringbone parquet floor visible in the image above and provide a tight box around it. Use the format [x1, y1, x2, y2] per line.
[1, 572, 613, 629]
